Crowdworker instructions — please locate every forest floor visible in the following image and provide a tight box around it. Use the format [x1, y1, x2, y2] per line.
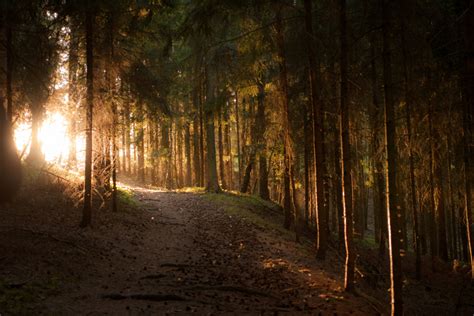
[1, 169, 473, 315]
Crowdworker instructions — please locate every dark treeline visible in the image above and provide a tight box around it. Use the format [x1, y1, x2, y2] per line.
[0, 0, 473, 315]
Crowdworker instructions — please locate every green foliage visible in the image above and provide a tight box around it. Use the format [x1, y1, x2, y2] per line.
[117, 187, 139, 211]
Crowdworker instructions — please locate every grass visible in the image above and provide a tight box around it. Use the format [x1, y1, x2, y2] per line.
[0, 276, 61, 314]
[117, 186, 139, 211]
[203, 192, 296, 241]
[176, 186, 205, 193]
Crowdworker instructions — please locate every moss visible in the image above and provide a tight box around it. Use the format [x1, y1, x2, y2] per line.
[355, 235, 378, 249]
[117, 187, 139, 211]
[176, 187, 205, 193]
[203, 192, 294, 240]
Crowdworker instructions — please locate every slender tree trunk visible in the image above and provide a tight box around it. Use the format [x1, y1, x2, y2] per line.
[275, 6, 294, 230]
[436, 150, 448, 261]
[304, 99, 311, 224]
[304, 0, 328, 259]
[192, 87, 201, 186]
[124, 102, 131, 175]
[81, 6, 94, 227]
[428, 103, 438, 264]
[218, 107, 227, 189]
[382, 1, 403, 314]
[199, 81, 205, 187]
[462, 0, 474, 280]
[399, 3, 420, 277]
[447, 130, 458, 259]
[256, 82, 269, 200]
[67, 21, 78, 168]
[28, 104, 44, 163]
[5, 8, 13, 124]
[340, 0, 355, 292]
[235, 90, 242, 189]
[185, 121, 192, 187]
[224, 100, 233, 190]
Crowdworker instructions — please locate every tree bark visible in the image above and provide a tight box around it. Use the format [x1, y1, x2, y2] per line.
[275, 6, 294, 230]
[304, 0, 328, 259]
[81, 5, 94, 228]
[382, 1, 403, 313]
[340, 0, 355, 292]
[204, 65, 221, 193]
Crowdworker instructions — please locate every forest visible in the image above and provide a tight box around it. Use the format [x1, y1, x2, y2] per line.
[0, 0, 473, 314]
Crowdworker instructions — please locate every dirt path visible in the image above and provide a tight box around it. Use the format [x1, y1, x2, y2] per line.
[69, 186, 375, 315]
[1, 183, 377, 315]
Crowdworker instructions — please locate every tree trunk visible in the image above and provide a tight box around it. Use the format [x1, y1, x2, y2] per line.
[275, 6, 294, 230]
[235, 90, 242, 189]
[192, 86, 201, 186]
[304, 0, 328, 260]
[218, 107, 227, 189]
[428, 103, 438, 264]
[204, 65, 221, 193]
[399, 1, 420, 277]
[382, 1, 403, 313]
[81, 6, 94, 228]
[185, 120, 192, 187]
[5, 7, 13, 124]
[224, 100, 233, 190]
[462, 0, 474, 280]
[256, 82, 269, 200]
[340, 0, 355, 292]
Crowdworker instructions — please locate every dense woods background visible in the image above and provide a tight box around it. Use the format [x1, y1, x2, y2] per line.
[0, 0, 473, 314]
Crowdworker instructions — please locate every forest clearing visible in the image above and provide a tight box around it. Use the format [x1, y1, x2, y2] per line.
[0, 0, 473, 315]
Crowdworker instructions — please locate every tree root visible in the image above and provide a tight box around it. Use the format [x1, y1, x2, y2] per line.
[182, 285, 277, 299]
[102, 293, 187, 301]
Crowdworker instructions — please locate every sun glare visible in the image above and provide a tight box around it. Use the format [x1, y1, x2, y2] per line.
[14, 111, 85, 167]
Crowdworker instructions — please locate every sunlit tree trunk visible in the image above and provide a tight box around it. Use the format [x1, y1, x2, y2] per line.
[382, 1, 403, 313]
[275, 6, 294, 230]
[428, 102, 438, 265]
[67, 17, 79, 168]
[137, 103, 145, 184]
[224, 99, 233, 190]
[235, 90, 242, 189]
[304, 0, 328, 259]
[218, 107, 227, 189]
[192, 85, 201, 186]
[106, 10, 117, 212]
[339, 0, 354, 292]
[256, 82, 269, 200]
[124, 101, 131, 175]
[185, 118, 192, 187]
[81, 4, 94, 228]
[462, 0, 474, 280]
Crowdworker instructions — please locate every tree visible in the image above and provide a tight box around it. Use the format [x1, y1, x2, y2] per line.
[382, 0, 403, 313]
[81, 2, 94, 227]
[340, 0, 355, 292]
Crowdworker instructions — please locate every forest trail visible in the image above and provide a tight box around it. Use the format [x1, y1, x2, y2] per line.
[0, 180, 378, 315]
[84, 184, 376, 315]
